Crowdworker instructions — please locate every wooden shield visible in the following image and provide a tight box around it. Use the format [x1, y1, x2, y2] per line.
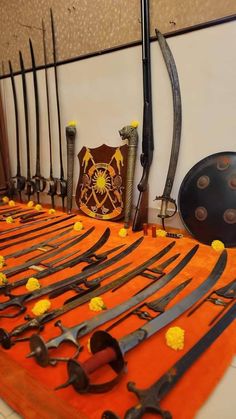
[75, 144, 128, 220]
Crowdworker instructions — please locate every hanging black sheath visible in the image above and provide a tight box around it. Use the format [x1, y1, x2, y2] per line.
[50, 8, 67, 210]
[29, 38, 46, 203]
[19, 50, 35, 201]
[8, 60, 25, 200]
[42, 19, 58, 208]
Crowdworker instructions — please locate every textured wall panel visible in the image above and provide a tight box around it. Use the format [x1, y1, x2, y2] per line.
[0, 0, 236, 73]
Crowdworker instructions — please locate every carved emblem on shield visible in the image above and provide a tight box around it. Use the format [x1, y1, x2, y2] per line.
[75, 144, 128, 220]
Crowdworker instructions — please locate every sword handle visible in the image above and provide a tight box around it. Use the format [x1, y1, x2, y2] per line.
[57, 330, 125, 393]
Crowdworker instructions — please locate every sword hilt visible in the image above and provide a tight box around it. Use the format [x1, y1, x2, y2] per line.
[154, 195, 177, 221]
[56, 330, 125, 393]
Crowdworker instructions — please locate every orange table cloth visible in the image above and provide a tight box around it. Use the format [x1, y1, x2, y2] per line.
[0, 203, 235, 419]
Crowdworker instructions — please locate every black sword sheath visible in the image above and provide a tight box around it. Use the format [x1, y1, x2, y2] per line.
[19, 51, 35, 201]
[0, 214, 75, 246]
[0, 214, 64, 236]
[1, 226, 95, 278]
[28, 256, 195, 366]
[154, 29, 182, 229]
[4, 226, 77, 259]
[57, 249, 227, 393]
[29, 38, 46, 203]
[42, 19, 58, 208]
[0, 227, 111, 299]
[103, 302, 236, 419]
[8, 60, 26, 200]
[50, 8, 67, 210]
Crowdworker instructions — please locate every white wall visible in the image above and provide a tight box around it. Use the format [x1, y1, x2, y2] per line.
[2, 20, 236, 227]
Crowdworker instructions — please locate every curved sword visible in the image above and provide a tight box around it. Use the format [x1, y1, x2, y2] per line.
[58, 249, 227, 393]
[154, 29, 182, 229]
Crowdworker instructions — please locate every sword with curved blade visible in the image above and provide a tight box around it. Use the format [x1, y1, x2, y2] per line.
[57, 249, 227, 393]
[8, 60, 25, 200]
[27, 246, 197, 366]
[102, 302, 236, 419]
[29, 38, 46, 203]
[0, 237, 143, 345]
[154, 29, 182, 229]
[19, 50, 35, 201]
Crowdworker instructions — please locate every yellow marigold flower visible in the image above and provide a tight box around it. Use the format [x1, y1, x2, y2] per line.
[0, 256, 5, 269]
[118, 228, 128, 238]
[74, 221, 83, 231]
[27, 200, 34, 208]
[35, 204, 42, 211]
[156, 229, 167, 238]
[48, 208, 56, 215]
[130, 120, 139, 128]
[2, 196, 9, 203]
[67, 120, 77, 127]
[87, 338, 91, 353]
[6, 216, 14, 224]
[32, 299, 51, 316]
[26, 277, 41, 291]
[8, 200, 15, 207]
[0, 256, 5, 264]
[165, 326, 185, 350]
[211, 240, 225, 252]
[89, 297, 106, 312]
[0, 273, 8, 285]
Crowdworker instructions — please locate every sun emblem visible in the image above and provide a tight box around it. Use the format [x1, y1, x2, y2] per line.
[92, 170, 111, 194]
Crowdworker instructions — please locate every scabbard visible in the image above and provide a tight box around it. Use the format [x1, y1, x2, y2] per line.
[119, 125, 138, 228]
[66, 125, 77, 213]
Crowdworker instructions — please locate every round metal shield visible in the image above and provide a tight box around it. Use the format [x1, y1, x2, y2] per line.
[178, 151, 236, 247]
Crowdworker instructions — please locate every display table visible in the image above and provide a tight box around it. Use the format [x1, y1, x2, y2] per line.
[0, 204, 235, 418]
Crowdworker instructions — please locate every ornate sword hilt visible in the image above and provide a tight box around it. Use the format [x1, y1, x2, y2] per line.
[56, 330, 125, 393]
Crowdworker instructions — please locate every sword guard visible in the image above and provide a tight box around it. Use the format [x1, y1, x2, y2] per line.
[125, 380, 172, 419]
[154, 195, 177, 220]
[56, 331, 125, 393]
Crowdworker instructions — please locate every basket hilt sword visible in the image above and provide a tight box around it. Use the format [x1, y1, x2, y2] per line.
[29, 38, 46, 203]
[50, 8, 67, 211]
[56, 249, 227, 393]
[8, 60, 26, 201]
[42, 19, 57, 208]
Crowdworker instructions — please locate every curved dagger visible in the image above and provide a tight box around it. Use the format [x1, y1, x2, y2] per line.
[8, 60, 26, 200]
[29, 38, 46, 203]
[154, 29, 182, 229]
[19, 50, 35, 201]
